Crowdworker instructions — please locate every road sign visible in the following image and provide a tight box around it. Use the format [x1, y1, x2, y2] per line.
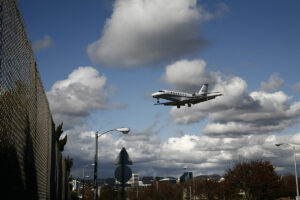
[115, 147, 133, 165]
[115, 166, 132, 183]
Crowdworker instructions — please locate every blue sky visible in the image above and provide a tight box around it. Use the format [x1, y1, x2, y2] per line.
[19, 0, 300, 178]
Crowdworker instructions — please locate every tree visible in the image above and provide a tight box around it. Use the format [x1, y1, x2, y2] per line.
[71, 191, 79, 200]
[55, 122, 67, 151]
[134, 182, 183, 200]
[195, 179, 219, 200]
[65, 156, 73, 172]
[99, 185, 118, 200]
[279, 174, 298, 198]
[223, 160, 281, 200]
[218, 179, 239, 200]
[81, 180, 94, 200]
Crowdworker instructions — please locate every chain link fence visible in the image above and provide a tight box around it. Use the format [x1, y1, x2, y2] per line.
[0, 0, 69, 199]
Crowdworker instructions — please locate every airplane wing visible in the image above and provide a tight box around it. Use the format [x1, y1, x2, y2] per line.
[154, 101, 186, 106]
[207, 92, 222, 94]
[209, 93, 223, 98]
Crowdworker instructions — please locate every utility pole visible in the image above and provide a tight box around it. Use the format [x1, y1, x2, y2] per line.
[276, 143, 300, 200]
[193, 177, 195, 200]
[94, 133, 98, 200]
[293, 146, 299, 199]
[189, 185, 191, 200]
[82, 167, 85, 200]
[94, 128, 130, 200]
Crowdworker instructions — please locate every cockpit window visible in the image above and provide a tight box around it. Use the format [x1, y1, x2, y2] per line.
[158, 90, 164, 92]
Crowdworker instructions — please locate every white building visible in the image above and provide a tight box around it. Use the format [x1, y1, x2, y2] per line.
[129, 174, 139, 187]
[71, 179, 80, 191]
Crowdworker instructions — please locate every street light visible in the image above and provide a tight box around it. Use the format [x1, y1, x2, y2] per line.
[183, 167, 192, 200]
[275, 143, 300, 200]
[93, 128, 130, 200]
[82, 164, 94, 200]
[75, 179, 81, 197]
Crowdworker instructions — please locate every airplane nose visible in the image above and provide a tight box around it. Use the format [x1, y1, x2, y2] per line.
[152, 92, 160, 97]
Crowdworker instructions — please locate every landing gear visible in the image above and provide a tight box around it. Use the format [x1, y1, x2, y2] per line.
[177, 105, 180, 109]
[157, 98, 160, 103]
[188, 103, 191, 107]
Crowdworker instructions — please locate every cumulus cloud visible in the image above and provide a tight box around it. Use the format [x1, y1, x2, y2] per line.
[162, 59, 300, 137]
[47, 67, 121, 128]
[87, 0, 228, 68]
[32, 35, 55, 52]
[215, 2, 230, 17]
[293, 82, 300, 92]
[260, 73, 284, 91]
[161, 59, 220, 92]
[66, 124, 300, 178]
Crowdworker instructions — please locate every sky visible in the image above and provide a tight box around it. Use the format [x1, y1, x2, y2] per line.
[18, 0, 300, 179]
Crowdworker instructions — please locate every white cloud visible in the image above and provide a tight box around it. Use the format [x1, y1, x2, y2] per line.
[202, 120, 292, 137]
[87, 0, 228, 68]
[293, 82, 300, 92]
[260, 73, 284, 91]
[66, 124, 300, 178]
[162, 59, 300, 137]
[161, 59, 220, 92]
[32, 35, 55, 52]
[65, 127, 122, 163]
[215, 2, 230, 17]
[47, 67, 121, 128]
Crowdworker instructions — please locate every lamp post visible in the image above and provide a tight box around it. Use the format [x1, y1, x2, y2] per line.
[76, 179, 81, 197]
[275, 143, 299, 199]
[82, 164, 94, 200]
[93, 128, 130, 200]
[182, 167, 192, 200]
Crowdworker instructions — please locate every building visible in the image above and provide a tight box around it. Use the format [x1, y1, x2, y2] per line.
[179, 172, 193, 183]
[195, 174, 221, 181]
[71, 179, 80, 191]
[129, 174, 139, 187]
[141, 176, 154, 185]
[159, 177, 177, 184]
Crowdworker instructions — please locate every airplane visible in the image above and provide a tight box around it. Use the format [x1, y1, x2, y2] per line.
[152, 84, 222, 108]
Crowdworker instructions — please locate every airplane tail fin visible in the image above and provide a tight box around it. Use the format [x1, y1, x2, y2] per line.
[198, 84, 208, 96]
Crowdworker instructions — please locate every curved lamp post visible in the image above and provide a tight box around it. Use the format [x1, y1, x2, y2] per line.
[93, 128, 130, 200]
[275, 143, 299, 199]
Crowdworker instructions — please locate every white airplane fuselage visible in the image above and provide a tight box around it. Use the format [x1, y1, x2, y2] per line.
[152, 90, 200, 102]
[152, 84, 222, 108]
